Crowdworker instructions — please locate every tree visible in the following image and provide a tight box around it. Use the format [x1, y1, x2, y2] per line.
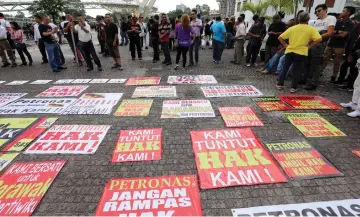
[28, 0, 70, 22]
[242, 1, 270, 17]
[267, 0, 294, 14]
[293, 0, 304, 19]
[64, 0, 85, 16]
[195, 4, 201, 14]
[201, 4, 210, 16]
[167, 9, 184, 19]
[15, 11, 25, 19]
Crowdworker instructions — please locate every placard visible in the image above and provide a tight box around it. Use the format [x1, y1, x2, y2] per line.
[0, 117, 58, 152]
[0, 81, 6, 84]
[0, 98, 76, 114]
[232, 199, 360, 217]
[190, 128, 287, 189]
[25, 125, 111, 154]
[114, 99, 153, 116]
[71, 79, 91, 84]
[90, 79, 109, 84]
[161, 100, 215, 118]
[252, 97, 293, 111]
[167, 75, 218, 84]
[285, 113, 346, 137]
[30, 80, 52, 84]
[201, 85, 263, 97]
[0, 160, 66, 216]
[62, 93, 123, 115]
[0, 93, 27, 108]
[107, 79, 126, 84]
[95, 175, 203, 216]
[0, 153, 19, 171]
[53, 79, 74, 84]
[219, 107, 264, 127]
[125, 77, 161, 86]
[265, 140, 342, 179]
[5, 80, 29, 85]
[352, 150, 360, 158]
[112, 128, 162, 163]
[280, 95, 342, 110]
[37, 86, 88, 97]
[132, 86, 177, 98]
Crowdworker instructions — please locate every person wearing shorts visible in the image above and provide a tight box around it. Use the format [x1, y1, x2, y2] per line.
[104, 14, 122, 69]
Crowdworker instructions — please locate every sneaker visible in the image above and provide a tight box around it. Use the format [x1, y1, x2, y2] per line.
[145, 46, 148, 50]
[246, 63, 251, 67]
[29, 61, 33, 66]
[340, 102, 357, 110]
[330, 76, 336, 84]
[347, 110, 360, 118]
[139, 57, 142, 60]
[174, 64, 179, 70]
[41, 61, 48, 64]
[98, 66, 103, 71]
[261, 70, 270, 74]
[132, 58, 136, 61]
[256, 68, 263, 72]
[1, 63, 10, 68]
[87, 67, 94, 71]
[111, 64, 121, 69]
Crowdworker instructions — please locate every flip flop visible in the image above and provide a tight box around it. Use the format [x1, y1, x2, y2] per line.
[276, 85, 283, 90]
[290, 88, 298, 93]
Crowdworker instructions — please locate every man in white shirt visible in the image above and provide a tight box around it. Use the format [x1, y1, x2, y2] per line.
[73, 15, 102, 71]
[231, 16, 246, 65]
[0, 24, 16, 67]
[189, 9, 202, 66]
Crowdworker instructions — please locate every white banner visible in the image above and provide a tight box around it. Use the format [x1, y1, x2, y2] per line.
[30, 80, 52, 84]
[54, 79, 74, 84]
[6, 80, 29, 85]
[71, 79, 91, 84]
[201, 85, 263, 97]
[107, 79, 126, 84]
[62, 93, 123, 115]
[0, 93, 27, 108]
[161, 100, 215, 118]
[37, 86, 89, 97]
[0, 81, 6, 84]
[0, 98, 76, 114]
[167, 75, 218, 84]
[132, 86, 177, 98]
[89, 79, 109, 84]
[232, 199, 360, 217]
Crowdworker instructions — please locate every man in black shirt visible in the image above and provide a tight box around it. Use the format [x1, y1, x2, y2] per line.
[127, 16, 142, 60]
[104, 14, 122, 69]
[120, 17, 129, 46]
[39, 15, 66, 72]
[150, 15, 160, 63]
[246, 16, 267, 66]
[226, 17, 235, 49]
[265, 14, 286, 62]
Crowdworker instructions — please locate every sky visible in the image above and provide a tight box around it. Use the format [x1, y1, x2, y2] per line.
[154, 0, 219, 12]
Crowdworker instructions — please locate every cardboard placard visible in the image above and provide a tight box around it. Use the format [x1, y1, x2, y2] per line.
[161, 100, 215, 118]
[53, 79, 75, 84]
[352, 150, 360, 158]
[89, 79, 109, 84]
[252, 97, 293, 111]
[219, 107, 264, 127]
[5, 80, 29, 85]
[125, 77, 161, 86]
[107, 79, 127, 84]
[30, 80, 52, 84]
[132, 86, 177, 98]
[37, 86, 89, 97]
[167, 75, 217, 84]
[71, 79, 92, 84]
[201, 85, 263, 97]
[0, 153, 19, 171]
[114, 99, 153, 117]
[280, 95, 343, 110]
[0, 93, 27, 108]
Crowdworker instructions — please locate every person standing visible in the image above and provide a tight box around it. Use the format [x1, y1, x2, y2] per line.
[226, 17, 235, 49]
[10, 21, 32, 66]
[174, 14, 195, 70]
[204, 18, 213, 49]
[74, 15, 102, 71]
[265, 14, 286, 62]
[39, 16, 66, 73]
[120, 17, 129, 46]
[231, 16, 246, 65]
[0, 25, 16, 67]
[96, 16, 108, 56]
[158, 13, 172, 65]
[211, 16, 226, 64]
[320, 6, 355, 83]
[63, 14, 83, 65]
[246, 16, 266, 67]
[138, 16, 148, 50]
[189, 9, 202, 66]
[304, 4, 336, 90]
[150, 15, 160, 63]
[277, 12, 322, 93]
[104, 14, 122, 69]
[127, 16, 142, 60]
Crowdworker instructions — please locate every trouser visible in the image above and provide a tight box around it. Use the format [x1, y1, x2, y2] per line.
[246, 39, 261, 64]
[99, 39, 107, 53]
[56, 43, 65, 65]
[338, 60, 358, 88]
[276, 54, 293, 76]
[176, 46, 189, 67]
[265, 45, 278, 62]
[321, 46, 345, 79]
[277, 52, 306, 89]
[120, 31, 129, 45]
[161, 41, 171, 63]
[129, 37, 142, 58]
[264, 51, 283, 73]
[352, 71, 360, 109]
[44, 42, 61, 71]
[38, 38, 48, 62]
[169, 38, 174, 50]
[307, 44, 325, 86]
[15, 43, 32, 64]
[0, 39, 15, 64]
[68, 39, 83, 61]
[189, 37, 201, 64]
[212, 39, 225, 61]
[78, 40, 102, 68]
[205, 35, 212, 47]
[226, 32, 234, 48]
[152, 39, 159, 60]
[233, 39, 245, 64]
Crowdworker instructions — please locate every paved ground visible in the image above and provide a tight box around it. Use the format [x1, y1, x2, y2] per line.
[1, 37, 360, 216]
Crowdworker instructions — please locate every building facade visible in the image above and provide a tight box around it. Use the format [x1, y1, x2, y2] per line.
[217, 0, 236, 18]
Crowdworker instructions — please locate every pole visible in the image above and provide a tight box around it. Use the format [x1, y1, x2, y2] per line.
[70, 29, 79, 65]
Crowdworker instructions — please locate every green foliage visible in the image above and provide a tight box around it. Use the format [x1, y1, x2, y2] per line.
[167, 9, 186, 19]
[242, 1, 270, 17]
[64, 0, 85, 17]
[267, 0, 294, 14]
[15, 11, 25, 18]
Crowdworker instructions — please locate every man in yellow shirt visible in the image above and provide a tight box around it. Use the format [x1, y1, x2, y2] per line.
[277, 12, 322, 93]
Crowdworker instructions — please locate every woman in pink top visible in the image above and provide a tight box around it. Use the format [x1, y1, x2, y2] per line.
[10, 21, 33, 66]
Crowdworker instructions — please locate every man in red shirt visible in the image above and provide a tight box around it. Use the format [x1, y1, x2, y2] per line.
[158, 13, 172, 65]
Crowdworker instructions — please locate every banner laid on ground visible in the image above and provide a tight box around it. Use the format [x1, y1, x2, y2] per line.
[252, 97, 293, 111]
[107, 79, 127, 84]
[114, 99, 153, 116]
[352, 150, 360, 158]
[264, 140, 342, 179]
[285, 113, 346, 137]
[280, 95, 342, 110]
[231, 199, 360, 217]
[90, 79, 109, 84]
[0, 93, 27, 108]
[25, 125, 111, 154]
[0, 117, 58, 152]
[0, 160, 66, 216]
[219, 107, 264, 127]
[190, 128, 287, 189]
[161, 100, 215, 118]
[201, 85, 263, 97]
[62, 93, 123, 115]
[125, 77, 161, 86]
[0, 98, 76, 114]
[37, 86, 89, 97]
[95, 175, 203, 216]
[112, 128, 162, 163]
[132, 86, 177, 98]
[167, 75, 218, 84]
[54, 79, 75, 84]
[30, 80, 52, 84]
[5, 80, 29, 85]
[0, 81, 6, 84]
[0, 153, 19, 171]
[71, 79, 92, 84]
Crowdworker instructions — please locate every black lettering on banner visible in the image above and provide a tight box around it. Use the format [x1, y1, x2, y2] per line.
[338, 206, 355, 216]
[267, 211, 283, 216]
[253, 212, 268, 217]
[317, 207, 337, 217]
[301, 208, 320, 216]
[284, 210, 300, 216]
[350, 204, 360, 213]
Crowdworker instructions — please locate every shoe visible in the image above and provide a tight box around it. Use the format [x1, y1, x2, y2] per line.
[53, 69, 61, 73]
[334, 80, 343, 85]
[20, 62, 27, 66]
[347, 110, 360, 118]
[79, 62, 83, 66]
[119, 44, 124, 46]
[253, 63, 258, 67]
[246, 63, 251, 67]
[139, 57, 142, 60]
[182, 67, 185, 71]
[256, 68, 263, 72]
[166, 62, 172, 65]
[145, 46, 148, 49]
[162, 61, 167, 64]
[87, 67, 94, 71]
[132, 58, 136, 60]
[340, 102, 357, 110]
[29, 61, 33, 66]
[214, 61, 219, 64]
[58, 66, 67, 70]
[339, 86, 354, 92]
[261, 70, 270, 74]
[174, 64, 179, 70]
[195, 62, 198, 66]
[41, 61, 48, 64]
[188, 62, 194, 67]
[1, 63, 10, 68]
[111, 64, 122, 69]
[330, 76, 336, 84]
[11, 63, 17, 67]
[304, 84, 317, 91]
[152, 60, 158, 63]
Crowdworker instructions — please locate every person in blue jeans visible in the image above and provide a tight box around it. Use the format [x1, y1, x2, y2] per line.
[257, 49, 284, 74]
[276, 54, 294, 80]
[211, 16, 226, 64]
[39, 16, 66, 72]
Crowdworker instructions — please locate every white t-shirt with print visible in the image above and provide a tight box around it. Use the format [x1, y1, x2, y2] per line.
[314, 15, 336, 32]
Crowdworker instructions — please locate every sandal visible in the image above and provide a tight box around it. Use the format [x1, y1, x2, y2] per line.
[290, 88, 298, 93]
[276, 85, 283, 90]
